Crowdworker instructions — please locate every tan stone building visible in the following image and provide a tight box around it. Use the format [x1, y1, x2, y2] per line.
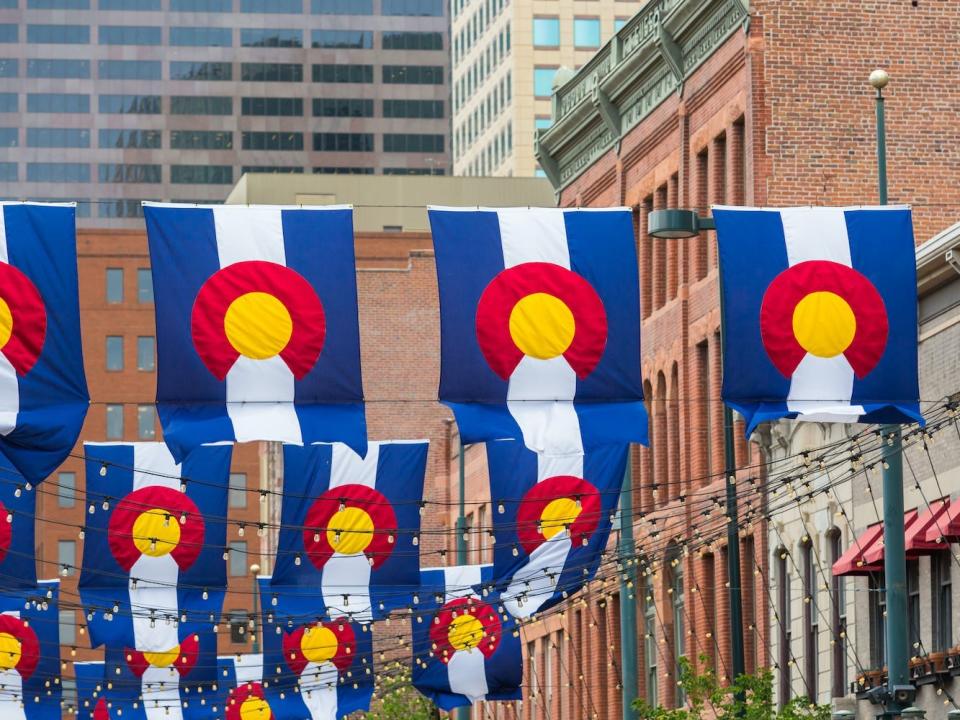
[451, 0, 643, 179]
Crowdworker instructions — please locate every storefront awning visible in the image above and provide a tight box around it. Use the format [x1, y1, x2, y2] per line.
[924, 497, 960, 544]
[862, 509, 920, 566]
[832, 522, 884, 576]
[907, 497, 951, 554]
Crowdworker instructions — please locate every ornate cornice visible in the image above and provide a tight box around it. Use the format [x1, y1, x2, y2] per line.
[536, 0, 749, 193]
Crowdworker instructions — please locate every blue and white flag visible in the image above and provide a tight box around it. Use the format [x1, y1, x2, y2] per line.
[0, 456, 38, 589]
[488, 440, 628, 618]
[73, 662, 108, 720]
[713, 205, 922, 432]
[271, 441, 427, 621]
[143, 203, 366, 461]
[258, 577, 374, 720]
[0, 580, 62, 720]
[430, 207, 647, 454]
[79, 443, 230, 651]
[412, 565, 522, 710]
[0, 203, 87, 485]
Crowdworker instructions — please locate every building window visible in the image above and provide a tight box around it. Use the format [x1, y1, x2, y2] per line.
[99, 164, 161, 183]
[27, 94, 88, 114]
[0, 25, 16, 43]
[382, 65, 443, 84]
[801, 538, 818, 700]
[382, 0, 442, 15]
[0, 94, 16, 113]
[240, 62, 303, 82]
[170, 0, 231, 9]
[58, 540, 76, 576]
[312, 64, 373, 84]
[933, 551, 953, 652]
[106, 268, 123, 304]
[106, 336, 124, 371]
[171, 165, 233, 184]
[28, 0, 89, 6]
[99, 0, 160, 8]
[98, 25, 162, 45]
[100, 129, 161, 149]
[137, 269, 153, 303]
[170, 130, 232, 150]
[312, 0, 371, 13]
[59, 609, 76, 644]
[99, 95, 161, 114]
[668, 549, 685, 706]
[0, 162, 14, 181]
[908, 559, 920, 651]
[777, 548, 791, 705]
[26, 24, 90, 44]
[242, 166, 303, 174]
[240, 0, 300, 11]
[27, 59, 90, 78]
[574, 17, 601, 48]
[99, 200, 145, 219]
[242, 131, 303, 151]
[27, 128, 89, 148]
[170, 96, 232, 115]
[170, 61, 232, 81]
[98, 60, 161, 80]
[383, 134, 444, 153]
[642, 574, 658, 706]
[106, 405, 123, 439]
[169, 26, 232, 47]
[240, 97, 302, 116]
[869, 574, 886, 669]
[240, 28, 302, 47]
[827, 531, 846, 696]
[382, 31, 442, 50]
[57, 471, 76, 508]
[312, 133, 374, 152]
[314, 98, 373, 118]
[229, 611, 248, 643]
[0, 60, 17, 78]
[229, 472, 246, 508]
[383, 99, 443, 119]
[313, 167, 374, 175]
[27, 163, 89, 183]
[229, 541, 247, 576]
[533, 67, 557, 98]
[137, 405, 156, 440]
[532, 17, 559, 47]
[311, 29, 371, 48]
[137, 336, 155, 371]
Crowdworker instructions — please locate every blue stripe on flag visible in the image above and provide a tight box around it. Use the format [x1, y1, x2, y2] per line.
[0, 455, 37, 589]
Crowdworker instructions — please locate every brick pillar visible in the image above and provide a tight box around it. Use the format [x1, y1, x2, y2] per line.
[668, 363, 681, 501]
[654, 372, 668, 506]
[708, 332, 724, 486]
[727, 119, 745, 206]
[639, 199, 653, 319]
[640, 380, 654, 512]
[692, 148, 709, 282]
[666, 173, 679, 299]
[718, 545, 732, 682]
[596, 600, 609, 719]
[707, 135, 726, 271]
[652, 186, 667, 310]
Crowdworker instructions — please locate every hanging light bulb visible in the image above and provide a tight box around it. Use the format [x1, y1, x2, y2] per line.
[99, 463, 108, 477]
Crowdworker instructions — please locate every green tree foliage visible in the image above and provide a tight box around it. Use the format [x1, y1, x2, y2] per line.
[632, 656, 831, 720]
[360, 664, 439, 720]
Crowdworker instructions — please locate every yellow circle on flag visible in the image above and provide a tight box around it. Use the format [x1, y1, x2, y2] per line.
[792, 291, 857, 359]
[0, 631, 21, 670]
[0, 298, 12, 351]
[300, 626, 338, 665]
[224, 292, 293, 360]
[508, 293, 576, 360]
[326, 507, 375, 555]
[143, 645, 180, 668]
[540, 497, 581, 540]
[239, 697, 271, 720]
[448, 613, 484, 651]
[132, 508, 181, 557]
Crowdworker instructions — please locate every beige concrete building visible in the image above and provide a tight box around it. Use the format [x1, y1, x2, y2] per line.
[451, 0, 642, 179]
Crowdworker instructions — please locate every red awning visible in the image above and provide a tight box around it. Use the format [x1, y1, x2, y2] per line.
[924, 497, 959, 544]
[832, 523, 884, 576]
[863, 509, 919, 566]
[906, 498, 951, 555]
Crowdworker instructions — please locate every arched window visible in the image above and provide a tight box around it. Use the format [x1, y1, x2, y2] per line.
[776, 546, 791, 706]
[801, 537, 818, 700]
[827, 529, 847, 697]
[666, 546, 685, 706]
[640, 564, 658, 706]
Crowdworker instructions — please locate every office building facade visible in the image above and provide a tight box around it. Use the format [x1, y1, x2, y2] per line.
[451, 0, 641, 179]
[0, 0, 450, 226]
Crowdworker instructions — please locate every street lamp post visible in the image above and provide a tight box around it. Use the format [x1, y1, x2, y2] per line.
[620, 449, 639, 720]
[455, 439, 469, 720]
[250, 562, 261, 654]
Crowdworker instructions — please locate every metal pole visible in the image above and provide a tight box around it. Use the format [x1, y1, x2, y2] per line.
[620, 447, 638, 719]
[455, 439, 469, 720]
[873, 72, 911, 717]
[250, 565, 260, 654]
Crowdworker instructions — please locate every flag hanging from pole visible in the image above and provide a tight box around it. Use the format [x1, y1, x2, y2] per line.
[0, 203, 87, 486]
[412, 565, 522, 710]
[430, 207, 647, 454]
[0, 456, 38, 589]
[79, 442, 230, 654]
[271, 441, 427, 621]
[143, 203, 366, 461]
[487, 440, 628, 618]
[73, 662, 108, 720]
[713, 205, 922, 432]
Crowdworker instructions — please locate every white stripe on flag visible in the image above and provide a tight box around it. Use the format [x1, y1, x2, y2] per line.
[300, 662, 339, 720]
[0, 612, 26, 720]
[212, 206, 302, 443]
[233, 654, 262, 685]
[0, 206, 8, 263]
[322, 553, 371, 621]
[443, 564, 483, 602]
[536, 449, 584, 482]
[0, 211, 16, 436]
[329, 443, 380, 490]
[447, 649, 489, 704]
[498, 208, 570, 268]
[133, 443, 181, 491]
[141, 666, 183, 720]
[503, 533, 571, 619]
[779, 208, 865, 421]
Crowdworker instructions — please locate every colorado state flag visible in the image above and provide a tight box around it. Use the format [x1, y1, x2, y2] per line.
[271, 441, 427, 621]
[73, 662, 108, 720]
[143, 203, 366, 461]
[430, 207, 647, 455]
[487, 440, 628, 618]
[713, 205, 922, 432]
[0, 456, 39, 589]
[0, 203, 87, 486]
[412, 565, 522, 710]
[79, 442, 230, 653]
[0, 580, 62, 720]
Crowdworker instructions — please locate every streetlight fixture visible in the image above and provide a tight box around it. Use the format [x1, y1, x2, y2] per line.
[249, 562, 261, 654]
